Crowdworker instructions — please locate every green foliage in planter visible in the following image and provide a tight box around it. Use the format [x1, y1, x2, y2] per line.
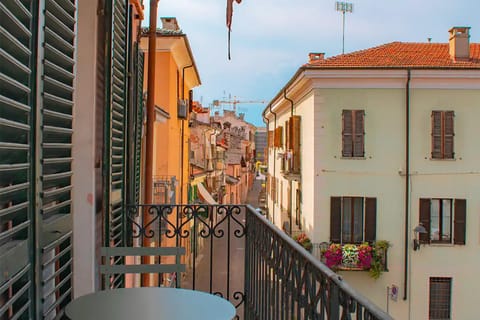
[293, 233, 313, 252]
[369, 240, 391, 279]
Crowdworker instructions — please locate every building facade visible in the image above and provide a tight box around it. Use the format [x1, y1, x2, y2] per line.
[140, 17, 201, 205]
[264, 27, 480, 319]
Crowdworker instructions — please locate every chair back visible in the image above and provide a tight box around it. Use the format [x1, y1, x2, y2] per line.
[100, 246, 186, 289]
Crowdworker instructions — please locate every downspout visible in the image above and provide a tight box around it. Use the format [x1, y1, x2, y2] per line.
[144, 0, 159, 285]
[268, 104, 277, 224]
[284, 90, 294, 235]
[180, 64, 193, 203]
[403, 69, 411, 301]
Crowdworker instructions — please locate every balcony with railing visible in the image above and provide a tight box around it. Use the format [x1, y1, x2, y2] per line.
[108, 204, 393, 320]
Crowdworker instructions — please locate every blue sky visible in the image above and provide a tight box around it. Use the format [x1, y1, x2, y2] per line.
[144, 0, 480, 127]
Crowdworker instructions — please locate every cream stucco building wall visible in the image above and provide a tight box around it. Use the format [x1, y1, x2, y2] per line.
[265, 69, 480, 319]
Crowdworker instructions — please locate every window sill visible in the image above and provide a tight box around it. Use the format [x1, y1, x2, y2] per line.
[429, 158, 456, 161]
[429, 243, 455, 247]
[340, 157, 366, 160]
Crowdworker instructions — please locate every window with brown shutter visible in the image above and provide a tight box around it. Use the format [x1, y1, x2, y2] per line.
[431, 111, 454, 159]
[274, 127, 283, 148]
[330, 196, 376, 243]
[342, 110, 365, 157]
[330, 197, 342, 243]
[268, 130, 274, 148]
[291, 116, 301, 173]
[453, 199, 466, 245]
[419, 198, 466, 245]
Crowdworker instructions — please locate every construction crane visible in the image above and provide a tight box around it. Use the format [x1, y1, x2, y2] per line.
[213, 97, 266, 113]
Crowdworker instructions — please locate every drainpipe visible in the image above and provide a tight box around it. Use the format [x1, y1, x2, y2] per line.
[144, 0, 159, 286]
[403, 69, 411, 301]
[180, 64, 193, 203]
[284, 90, 294, 235]
[268, 104, 277, 225]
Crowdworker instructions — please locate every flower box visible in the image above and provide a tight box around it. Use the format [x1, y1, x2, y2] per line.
[321, 241, 390, 279]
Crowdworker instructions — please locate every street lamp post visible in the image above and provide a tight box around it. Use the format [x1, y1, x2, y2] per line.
[335, 1, 353, 54]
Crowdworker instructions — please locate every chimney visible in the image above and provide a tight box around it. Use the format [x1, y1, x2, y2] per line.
[161, 17, 180, 31]
[449, 26, 470, 61]
[308, 52, 325, 63]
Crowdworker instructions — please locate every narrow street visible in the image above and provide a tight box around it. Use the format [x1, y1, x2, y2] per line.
[183, 178, 264, 318]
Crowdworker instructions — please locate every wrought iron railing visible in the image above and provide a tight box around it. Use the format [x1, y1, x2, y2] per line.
[121, 204, 392, 320]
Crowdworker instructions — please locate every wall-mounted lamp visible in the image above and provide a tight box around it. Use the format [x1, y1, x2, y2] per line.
[413, 224, 427, 251]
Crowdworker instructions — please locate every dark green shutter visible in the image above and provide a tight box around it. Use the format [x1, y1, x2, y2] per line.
[38, 0, 76, 317]
[0, 0, 36, 318]
[104, 0, 130, 288]
[133, 45, 144, 205]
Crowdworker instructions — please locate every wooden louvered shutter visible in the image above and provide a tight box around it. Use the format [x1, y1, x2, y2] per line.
[291, 116, 301, 173]
[353, 110, 365, 157]
[38, 0, 77, 316]
[330, 197, 342, 242]
[431, 111, 442, 159]
[342, 110, 353, 157]
[453, 199, 466, 245]
[0, 1, 38, 318]
[274, 126, 283, 148]
[133, 45, 144, 204]
[104, 0, 129, 258]
[444, 111, 454, 159]
[364, 198, 377, 242]
[285, 120, 289, 150]
[419, 199, 431, 243]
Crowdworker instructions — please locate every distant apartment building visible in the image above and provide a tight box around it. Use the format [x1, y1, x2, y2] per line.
[212, 111, 256, 204]
[254, 127, 267, 163]
[264, 27, 480, 320]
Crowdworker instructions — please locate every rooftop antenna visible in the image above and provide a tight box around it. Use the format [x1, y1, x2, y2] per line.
[335, 1, 353, 54]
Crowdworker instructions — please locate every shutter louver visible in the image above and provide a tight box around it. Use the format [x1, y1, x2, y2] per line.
[330, 197, 342, 242]
[133, 45, 144, 204]
[453, 199, 466, 245]
[431, 111, 442, 159]
[104, 0, 129, 289]
[268, 130, 274, 148]
[285, 120, 289, 150]
[419, 199, 431, 243]
[0, 0, 36, 318]
[444, 111, 454, 159]
[274, 126, 283, 148]
[354, 110, 365, 157]
[342, 110, 353, 157]
[39, 0, 76, 316]
[364, 198, 377, 242]
[291, 116, 301, 173]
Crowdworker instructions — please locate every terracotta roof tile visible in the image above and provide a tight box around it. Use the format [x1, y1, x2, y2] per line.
[306, 42, 480, 69]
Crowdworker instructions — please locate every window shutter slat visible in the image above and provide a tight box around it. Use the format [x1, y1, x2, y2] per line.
[342, 110, 353, 157]
[444, 111, 454, 159]
[419, 199, 431, 243]
[431, 111, 442, 158]
[364, 198, 377, 242]
[330, 197, 342, 242]
[353, 110, 365, 157]
[454, 199, 466, 245]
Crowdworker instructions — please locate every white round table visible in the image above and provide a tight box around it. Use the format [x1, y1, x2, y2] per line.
[65, 287, 236, 320]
